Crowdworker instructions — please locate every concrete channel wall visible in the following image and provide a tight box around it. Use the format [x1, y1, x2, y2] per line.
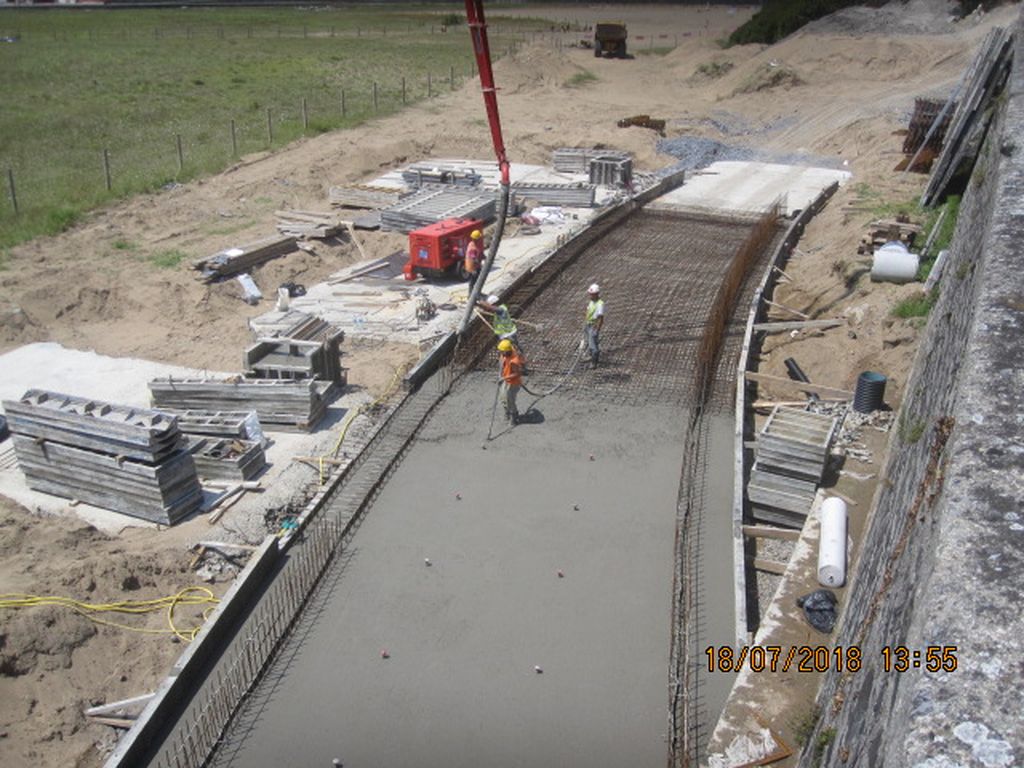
[800, 21, 1023, 768]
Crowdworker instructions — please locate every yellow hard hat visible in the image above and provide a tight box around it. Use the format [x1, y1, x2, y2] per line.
[497, 339, 514, 352]
[470, 229, 482, 240]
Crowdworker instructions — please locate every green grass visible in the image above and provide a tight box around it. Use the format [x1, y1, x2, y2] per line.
[635, 46, 675, 57]
[564, 69, 598, 88]
[917, 195, 960, 280]
[148, 249, 188, 269]
[695, 60, 735, 78]
[893, 289, 938, 319]
[0, 6, 538, 250]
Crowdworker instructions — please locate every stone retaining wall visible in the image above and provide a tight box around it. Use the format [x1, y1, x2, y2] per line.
[799, 15, 1023, 768]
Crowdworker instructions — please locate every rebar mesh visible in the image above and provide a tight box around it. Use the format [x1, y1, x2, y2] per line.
[470, 209, 783, 410]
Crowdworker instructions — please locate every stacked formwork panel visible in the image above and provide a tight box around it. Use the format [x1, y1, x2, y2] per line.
[3, 390, 203, 525]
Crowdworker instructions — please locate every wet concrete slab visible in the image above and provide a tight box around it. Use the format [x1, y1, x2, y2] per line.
[212, 371, 732, 768]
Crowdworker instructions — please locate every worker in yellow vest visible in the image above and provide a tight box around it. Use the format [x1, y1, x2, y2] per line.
[477, 294, 520, 351]
[497, 339, 525, 425]
[585, 283, 605, 367]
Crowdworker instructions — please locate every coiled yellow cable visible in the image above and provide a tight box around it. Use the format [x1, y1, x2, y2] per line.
[0, 586, 219, 642]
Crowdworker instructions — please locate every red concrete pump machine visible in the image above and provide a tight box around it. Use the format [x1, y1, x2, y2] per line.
[403, 217, 484, 282]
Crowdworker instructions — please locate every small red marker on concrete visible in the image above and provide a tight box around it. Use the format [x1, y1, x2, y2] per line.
[380, 649, 390, 659]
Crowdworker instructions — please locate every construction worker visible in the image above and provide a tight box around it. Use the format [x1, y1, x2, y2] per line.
[477, 294, 520, 351]
[585, 283, 604, 367]
[463, 229, 483, 286]
[497, 339, 524, 425]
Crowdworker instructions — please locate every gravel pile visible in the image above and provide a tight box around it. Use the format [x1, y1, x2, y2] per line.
[657, 135, 845, 172]
[802, 0, 960, 37]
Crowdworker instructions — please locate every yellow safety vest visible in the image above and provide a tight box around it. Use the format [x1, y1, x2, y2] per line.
[494, 305, 516, 335]
[586, 299, 604, 325]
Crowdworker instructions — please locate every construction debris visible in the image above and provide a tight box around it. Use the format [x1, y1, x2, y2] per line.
[511, 181, 596, 207]
[149, 378, 336, 432]
[747, 406, 837, 528]
[898, 97, 953, 172]
[244, 333, 346, 385]
[551, 147, 632, 173]
[275, 209, 345, 239]
[921, 26, 1013, 206]
[617, 114, 666, 135]
[3, 390, 203, 525]
[402, 162, 483, 188]
[186, 436, 266, 482]
[328, 184, 405, 210]
[857, 216, 921, 254]
[193, 235, 297, 282]
[380, 186, 498, 233]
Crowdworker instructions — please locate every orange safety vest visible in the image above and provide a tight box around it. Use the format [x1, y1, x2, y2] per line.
[501, 351, 523, 387]
[464, 240, 482, 274]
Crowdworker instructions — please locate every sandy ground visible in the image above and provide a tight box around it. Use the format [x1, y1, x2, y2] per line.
[1, 1, 1019, 765]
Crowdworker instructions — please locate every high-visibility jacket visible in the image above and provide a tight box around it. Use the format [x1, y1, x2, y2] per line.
[494, 304, 517, 336]
[586, 298, 605, 325]
[501, 352, 524, 387]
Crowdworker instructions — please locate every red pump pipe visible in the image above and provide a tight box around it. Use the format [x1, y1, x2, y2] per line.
[464, 0, 510, 186]
[458, 0, 513, 337]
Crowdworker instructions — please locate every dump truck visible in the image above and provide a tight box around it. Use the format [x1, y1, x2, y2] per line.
[594, 21, 627, 58]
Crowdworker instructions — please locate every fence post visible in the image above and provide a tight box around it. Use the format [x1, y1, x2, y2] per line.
[175, 134, 184, 175]
[230, 119, 237, 157]
[302, 97, 308, 130]
[341, 89, 347, 117]
[373, 82, 378, 112]
[402, 76, 406, 105]
[6, 168, 17, 215]
[102, 148, 112, 192]
[266, 108, 273, 145]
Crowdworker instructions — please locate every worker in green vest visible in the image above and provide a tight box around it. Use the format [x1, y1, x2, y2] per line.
[584, 283, 605, 367]
[477, 294, 520, 352]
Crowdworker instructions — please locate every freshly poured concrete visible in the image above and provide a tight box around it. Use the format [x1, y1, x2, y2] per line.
[213, 371, 736, 768]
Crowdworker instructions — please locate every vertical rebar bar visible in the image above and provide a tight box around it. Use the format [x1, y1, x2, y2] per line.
[373, 81, 378, 112]
[302, 97, 308, 130]
[266, 108, 273, 145]
[427, 71, 432, 97]
[175, 134, 183, 175]
[402, 76, 406, 105]
[341, 89, 347, 117]
[230, 119, 237, 157]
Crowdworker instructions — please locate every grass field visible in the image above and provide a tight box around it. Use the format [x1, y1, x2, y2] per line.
[0, 6, 538, 250]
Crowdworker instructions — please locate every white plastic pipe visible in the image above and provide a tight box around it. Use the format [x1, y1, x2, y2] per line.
[818, 497, 848, 587]
[871, 241, 920, 283]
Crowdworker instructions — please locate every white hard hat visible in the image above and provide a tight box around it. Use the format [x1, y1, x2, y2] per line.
[588, 283, 600, 294]
[487, 294, 500, 305]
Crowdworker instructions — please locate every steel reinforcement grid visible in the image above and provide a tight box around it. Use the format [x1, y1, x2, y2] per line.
[135, 195, 783, 768]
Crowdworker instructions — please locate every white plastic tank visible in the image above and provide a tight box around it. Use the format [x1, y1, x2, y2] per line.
[818, 497, 848, 588]
[871, 241, 919, 283]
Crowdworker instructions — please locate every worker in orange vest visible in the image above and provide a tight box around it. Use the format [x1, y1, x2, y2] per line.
[497, 338, 524, 425]
[463, 229, 484, 286]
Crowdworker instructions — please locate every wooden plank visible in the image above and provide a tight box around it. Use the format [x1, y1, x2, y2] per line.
[745, 371, 853, 400]
[751, 557, 788, 575]
[742, 524, 801, 541]
[753, 319, 842, 333]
